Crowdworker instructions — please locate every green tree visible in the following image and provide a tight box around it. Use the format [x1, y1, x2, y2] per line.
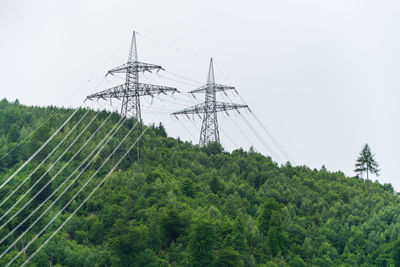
[257, 198, 281, 236]
[189, 219, 216, 267]
[210, 176, 222, 194]
[7, 123, 20, 143]
[288, 255, 306, 267]
[160, 207, 186, 246]
[265, 212, 289, 256]
[109, 219, 148, 265]
[202, 142, 223, 156]
[181, 178, 195, 198]
[355, 144, 380, 197]
[393, 240, 400, 267]
[216, 247, 242, 267]
[30, 166, 52, 205]
[155, 122, 167, 137]
[231, 215, 248, 254]
[26, 123, 50, 162]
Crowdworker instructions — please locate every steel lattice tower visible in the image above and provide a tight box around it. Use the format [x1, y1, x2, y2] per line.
[86, 31, 177, 120]
[173, 58, 248, 146]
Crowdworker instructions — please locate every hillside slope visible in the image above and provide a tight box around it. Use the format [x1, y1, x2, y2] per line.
[0, 99, 399, 266]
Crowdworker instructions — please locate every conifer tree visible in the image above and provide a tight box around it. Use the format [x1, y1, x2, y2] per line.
[354, 144, 380, 197]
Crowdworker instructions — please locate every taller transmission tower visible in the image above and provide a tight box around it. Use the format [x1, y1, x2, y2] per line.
[86, 31, 177, 120]
[172, 58, 248, 146]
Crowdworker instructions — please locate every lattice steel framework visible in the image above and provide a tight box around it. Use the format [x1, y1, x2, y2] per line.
[86, 31, 177, 120]
[172, 58, 248, 146]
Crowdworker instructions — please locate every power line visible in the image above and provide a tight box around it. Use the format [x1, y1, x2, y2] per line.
[238, 114, 283, 164]
[219, 126, 238, 150]
[0, 112, 109, 228]
[0, 109, 91, 209]
[176, 118, 197, 141]
[0, 107, 84, 192]
[0, 115, 123, 247]
[21, 125, 149, 267]
[0, 115, 128, 257]
[225, 113, 256, 151]
[7, 118, 143, 266]
[248, 111, 294, 163]
[164, 70, 203, 85]
[0, 111, 57, 162]
[156, 72, 200, 87]
[222, 88, 293, 163]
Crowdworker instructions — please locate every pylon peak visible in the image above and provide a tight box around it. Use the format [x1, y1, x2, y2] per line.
[207, 57, 215, 84]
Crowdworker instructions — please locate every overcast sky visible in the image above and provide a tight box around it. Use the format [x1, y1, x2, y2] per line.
[1, 0, 399, 190]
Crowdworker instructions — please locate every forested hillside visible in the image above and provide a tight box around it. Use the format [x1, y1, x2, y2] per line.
[0, 98, 400, 266]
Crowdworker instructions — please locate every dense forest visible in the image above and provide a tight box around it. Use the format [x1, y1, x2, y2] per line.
[0, 98, 400, 266]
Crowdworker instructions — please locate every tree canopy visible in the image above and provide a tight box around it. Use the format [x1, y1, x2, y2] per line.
[355, 143, 380, 197]
[0, 99, 398, 266]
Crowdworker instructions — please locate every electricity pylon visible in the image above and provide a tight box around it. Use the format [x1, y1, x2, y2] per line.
[172, 58, 248, 146]
[86, 31, 177, 121]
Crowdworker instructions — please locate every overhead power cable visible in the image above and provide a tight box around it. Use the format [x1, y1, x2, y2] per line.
[164, 70, 203, 85]
[0, 115, 123, 248]
[0, 109, 91, 208]
[232, 91, 294, 164]
[226, 113, 256, 151]
[7, 118, 143, 266]
[221, 89, 292, 164]
[0, 112, 108, 227]
[248, 111, 293, 163]
[219, 126, 238, 150]
[176, 118, 197, 141]
[21, 124, 149, 267]
[156, 72, 200, 87]
[0, 111, 57, 162]
[239, 115, 283, 164]
[0, 107, 82, 190]
[0, 115, 127, 256]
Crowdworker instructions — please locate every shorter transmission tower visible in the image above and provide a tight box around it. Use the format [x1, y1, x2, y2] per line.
[172, 58, 248, 146]
[86, 31, 177, 120]
[86, 31, 177, 164]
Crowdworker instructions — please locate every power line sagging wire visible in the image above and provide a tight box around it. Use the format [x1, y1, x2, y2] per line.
[248, 111, 294, 164]
[175, 117, 197, 142]
[0, 112, 110, 227]
[0, 115, 128, 258]
[0, 110, 57, 162]
[7, 116, 145, 266]
[222, 89, 294, 164]
[0, 109, 91, 209]
[156, 72, 201, 87]
[219, 126, 238, 150]
[21, 124, 150, 267]
[225, 113, 256, 151]
[238, 114, 283, 164]
[0, 107, 82, 190]
[164, 70, 203, 85]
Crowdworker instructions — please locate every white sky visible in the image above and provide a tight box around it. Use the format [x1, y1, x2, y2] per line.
[0, 1, 399, 190]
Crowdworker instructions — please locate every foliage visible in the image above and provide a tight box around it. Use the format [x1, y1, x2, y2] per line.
[0, 99, 399, 266]
[355, 143, 380, 197]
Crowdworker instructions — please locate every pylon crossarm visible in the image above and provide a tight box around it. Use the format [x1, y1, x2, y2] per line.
[107, 62, 163, 76]
[189, 83, 235, 94]
[172, 103, 207, 115]
[86, 83, 177, 101]
[172, 101, 248, 116]
[86, 84, 126, 100]
[214, 102, 248, 112]
[139, 84, 177, 96]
